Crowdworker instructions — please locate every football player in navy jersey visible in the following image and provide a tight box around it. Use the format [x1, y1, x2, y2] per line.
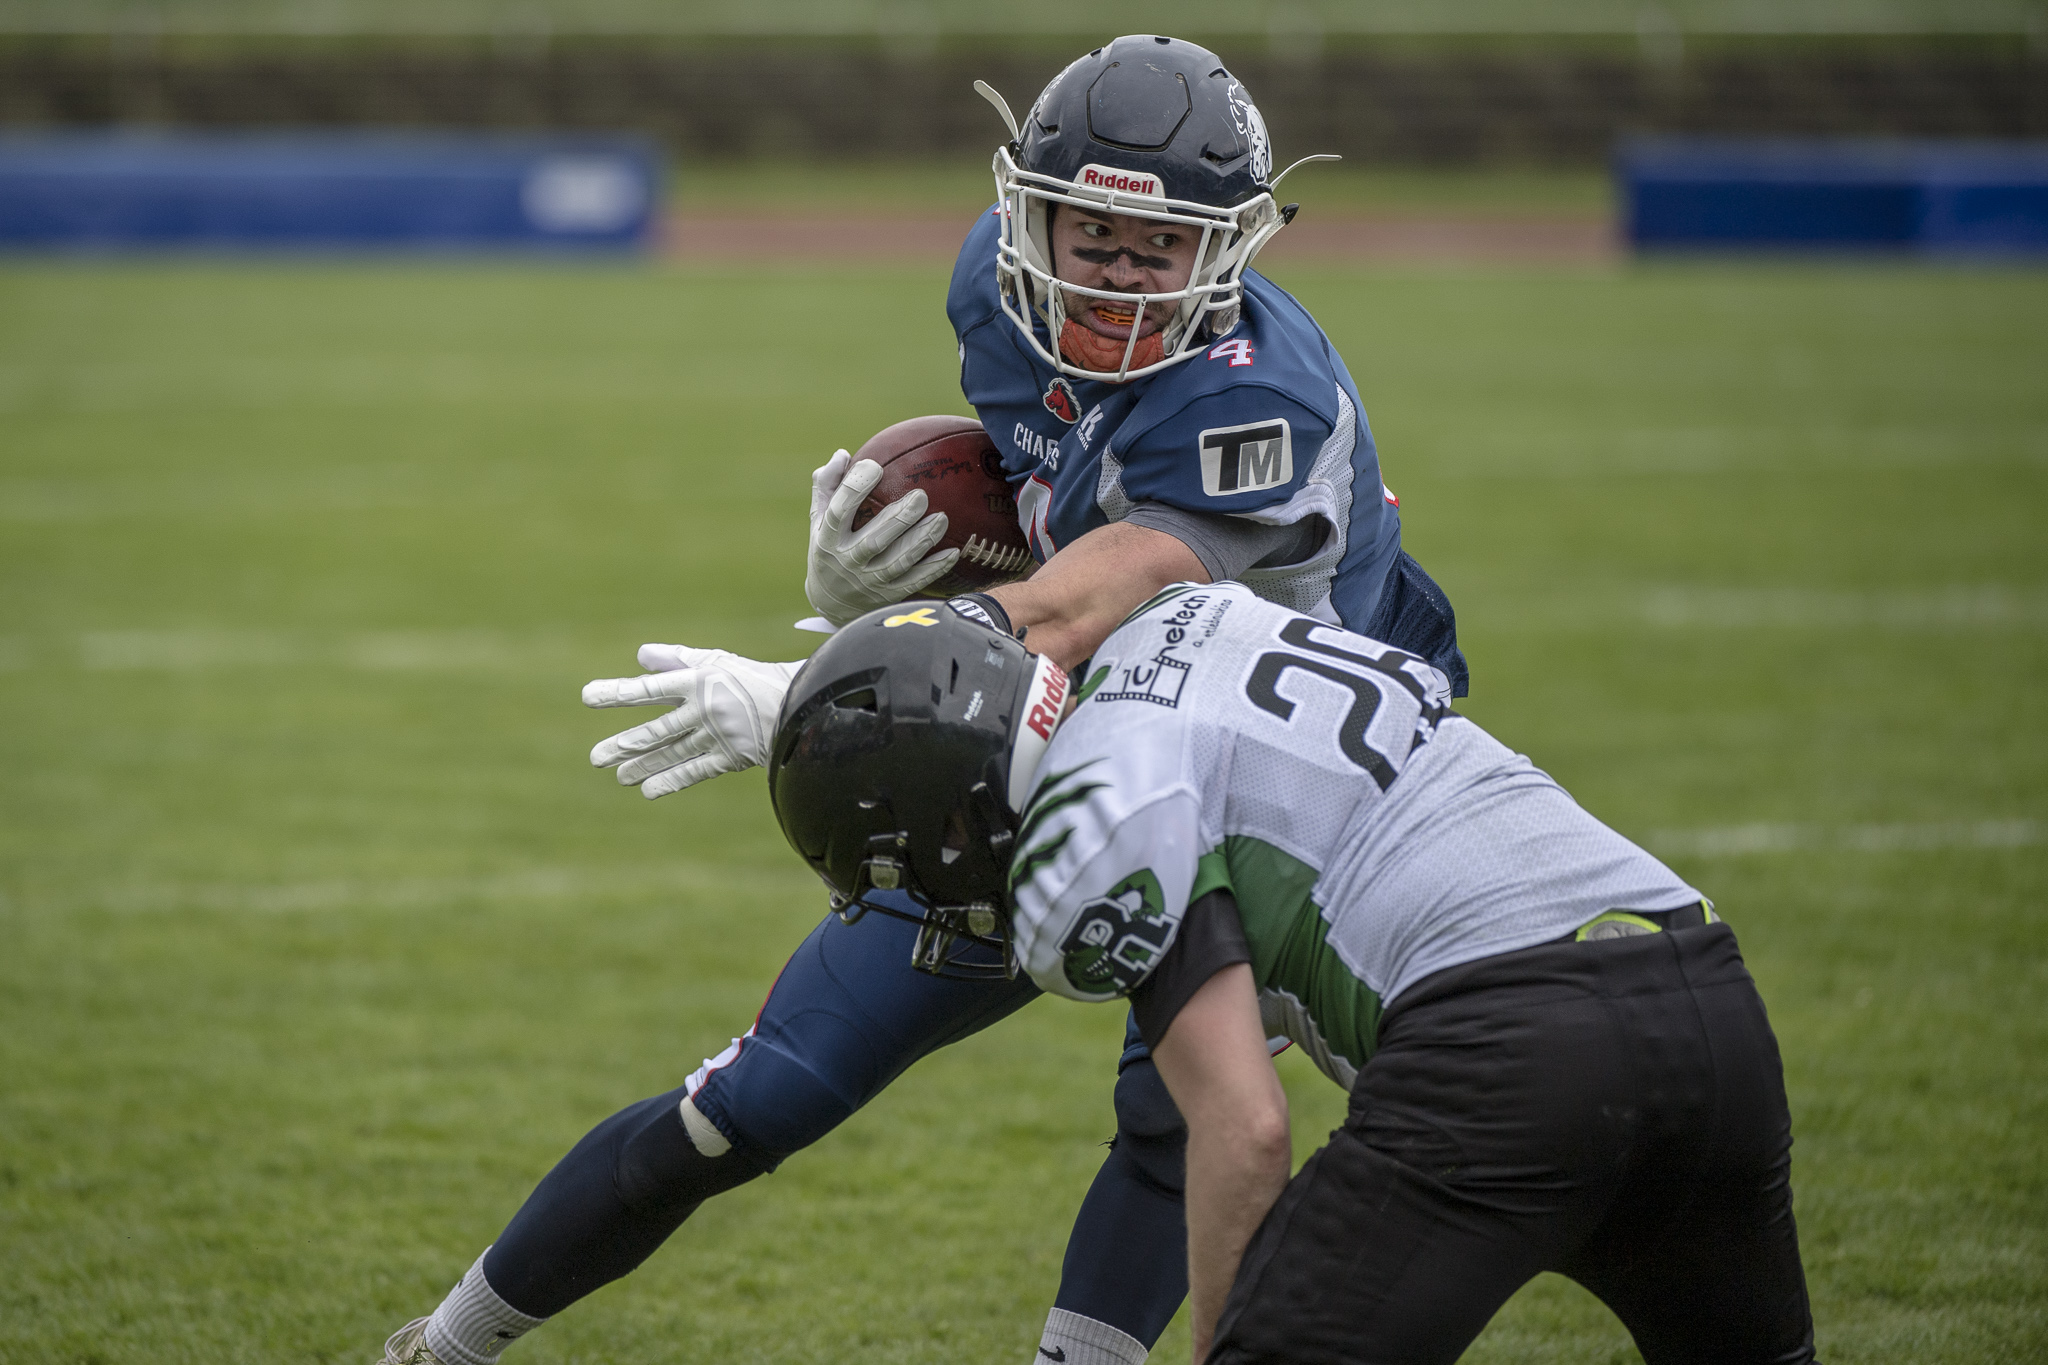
[381, 36, 1467, 1365]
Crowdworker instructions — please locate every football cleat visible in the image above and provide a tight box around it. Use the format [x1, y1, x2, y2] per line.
[379, 1317, 449, 1365]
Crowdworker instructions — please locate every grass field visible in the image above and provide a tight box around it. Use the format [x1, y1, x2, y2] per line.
[1, 249, 2044, 1364]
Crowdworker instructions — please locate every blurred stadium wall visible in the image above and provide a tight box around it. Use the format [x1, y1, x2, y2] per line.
[1, 1, 2044, 164]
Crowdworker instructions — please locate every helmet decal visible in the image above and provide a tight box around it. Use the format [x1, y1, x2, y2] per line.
[1226, 81, 1273, 184]
[1007, 652, 1070, 813]
[1075, 164, 1164, 197]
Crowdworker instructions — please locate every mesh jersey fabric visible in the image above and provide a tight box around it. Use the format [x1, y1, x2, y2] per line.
[1008, 583, 1701, 1087]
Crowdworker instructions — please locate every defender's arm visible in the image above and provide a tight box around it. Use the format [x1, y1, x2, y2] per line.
[1149, 962, 1292, 1365]
[987, 521, 1206, 671]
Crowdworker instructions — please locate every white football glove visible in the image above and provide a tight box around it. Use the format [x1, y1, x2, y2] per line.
[804, 448, 959, 626]
[583, 644, 803, 799]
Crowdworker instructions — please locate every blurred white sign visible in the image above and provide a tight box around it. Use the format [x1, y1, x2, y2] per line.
[521, 157, 646, 233]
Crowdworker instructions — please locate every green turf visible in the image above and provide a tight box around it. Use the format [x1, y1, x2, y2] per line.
[1, 255, 2042, 1364]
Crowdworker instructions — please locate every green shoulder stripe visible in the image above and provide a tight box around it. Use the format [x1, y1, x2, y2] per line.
[1211, 834, 1383, 1074]
[1191, 849, 1233, 902]
[1016, 759, 1107, 845]
[1010, 759, 1110, 894]
[1072, 664, 1112, 706]
[1010, 828, 1074, 893]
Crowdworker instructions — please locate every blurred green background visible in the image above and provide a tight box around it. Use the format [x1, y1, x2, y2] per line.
[3, 2, 2048, 1361]
[3, 242, 2044, 1363]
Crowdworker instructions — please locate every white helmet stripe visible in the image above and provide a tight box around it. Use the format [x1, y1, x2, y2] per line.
[1007, 653, 1071, 815]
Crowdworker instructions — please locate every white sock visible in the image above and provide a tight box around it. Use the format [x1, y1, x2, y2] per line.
[1035, 1308, 1148, 1365]
[422, 1251, 546, 1365]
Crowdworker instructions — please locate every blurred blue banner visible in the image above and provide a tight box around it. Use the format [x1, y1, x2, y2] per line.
[0, 131, 660, 251]
[1620, 139, 2048, 253]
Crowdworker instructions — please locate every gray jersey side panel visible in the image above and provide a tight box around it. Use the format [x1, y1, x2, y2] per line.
[1321, 718, 1704, 1003]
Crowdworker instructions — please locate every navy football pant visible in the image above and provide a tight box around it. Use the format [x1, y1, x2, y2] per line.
[484, 900, 1192, 1344]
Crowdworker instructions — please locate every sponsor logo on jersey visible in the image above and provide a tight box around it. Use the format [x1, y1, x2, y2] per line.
[1075, 405, 1105, 451]
[1041, 375, 1080, 424]
[1093, 593, 1212, 706]
[1208, 338, 1255, 368]
[1013, 421, 1060, 469]
[1383, 483, 1399, 507]
[1198, 419, 1293, 496]
[883, 606, 939, 628]
[1060, 869, 1171, 994]
[1093, 649, 1191, 708]
[1076, 164, 1164, 198]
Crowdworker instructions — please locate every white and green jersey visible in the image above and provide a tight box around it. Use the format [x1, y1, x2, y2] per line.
[1008, 582, 1702, 1088]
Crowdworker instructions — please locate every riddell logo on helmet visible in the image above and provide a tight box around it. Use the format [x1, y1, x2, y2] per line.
[1077, 165, 1164, 198]
[1025, 660, 1070, 740]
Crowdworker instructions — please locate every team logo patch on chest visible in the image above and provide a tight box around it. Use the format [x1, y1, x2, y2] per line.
[1041, 376, 1080, 424]
[1198, 418, 1293, 496]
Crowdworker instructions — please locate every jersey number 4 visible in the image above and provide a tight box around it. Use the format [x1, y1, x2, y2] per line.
[1246, 619, 1443, 790]
[1207, 338, 1255, 367]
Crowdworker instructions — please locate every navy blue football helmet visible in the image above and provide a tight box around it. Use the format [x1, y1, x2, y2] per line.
[977, 35, 1330, 382]
[767, 598, 1069, 978]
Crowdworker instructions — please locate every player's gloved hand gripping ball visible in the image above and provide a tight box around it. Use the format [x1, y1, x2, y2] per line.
[804, 449, 960, 627]
[583, 644, 802, 798]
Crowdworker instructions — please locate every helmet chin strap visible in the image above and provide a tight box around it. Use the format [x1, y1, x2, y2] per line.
[1058, 319, 1166, 377]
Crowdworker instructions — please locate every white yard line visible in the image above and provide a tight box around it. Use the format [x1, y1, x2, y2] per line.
[1638, 586, 2048, 630]
[8, 862, 820, 916]
[1648, 820, 2041, 859]
[11, 824, 2036, 920]
[29, 584, 2047, 674]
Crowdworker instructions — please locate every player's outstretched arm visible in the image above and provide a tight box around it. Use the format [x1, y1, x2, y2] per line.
[1151, 963, 1292, 1365]
[806, 448, 960, 626]
[583, 644, 802, 798]
[986, 521, 1207, 670]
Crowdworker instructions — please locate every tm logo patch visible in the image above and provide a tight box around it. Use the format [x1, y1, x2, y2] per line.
[1059, 869, 1172, 995]
[1199, 419, 1292, 496]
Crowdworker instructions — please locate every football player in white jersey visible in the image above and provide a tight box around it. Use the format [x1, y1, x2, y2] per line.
[765, 589, 1819, 1365]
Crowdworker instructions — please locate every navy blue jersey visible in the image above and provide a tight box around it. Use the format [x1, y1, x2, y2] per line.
[947, 205, 1403, 630]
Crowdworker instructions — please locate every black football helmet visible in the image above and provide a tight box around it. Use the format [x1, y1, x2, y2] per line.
[975, 35, 1333, 382]
[767, 599, 1069, 978]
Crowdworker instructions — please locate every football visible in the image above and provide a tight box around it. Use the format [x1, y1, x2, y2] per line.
[849, 414, 1034, 595]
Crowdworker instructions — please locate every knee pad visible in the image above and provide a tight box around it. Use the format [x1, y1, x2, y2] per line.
[613, 1087, 773, 1219]
[1112, 1059, 1187, 1194]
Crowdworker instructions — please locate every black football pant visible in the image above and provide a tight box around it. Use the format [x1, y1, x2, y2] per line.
[1209, 923, 1817, 1365]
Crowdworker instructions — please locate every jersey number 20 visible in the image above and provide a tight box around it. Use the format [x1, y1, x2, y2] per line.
[1245, 619, 1440, 791]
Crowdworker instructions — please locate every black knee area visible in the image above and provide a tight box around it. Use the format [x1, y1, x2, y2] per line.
[1112, 1058, 1188, 1195]
[614, 1089, 773, 1218]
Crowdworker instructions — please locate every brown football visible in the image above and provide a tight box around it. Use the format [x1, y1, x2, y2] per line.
[848, 414, 1034, 596]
